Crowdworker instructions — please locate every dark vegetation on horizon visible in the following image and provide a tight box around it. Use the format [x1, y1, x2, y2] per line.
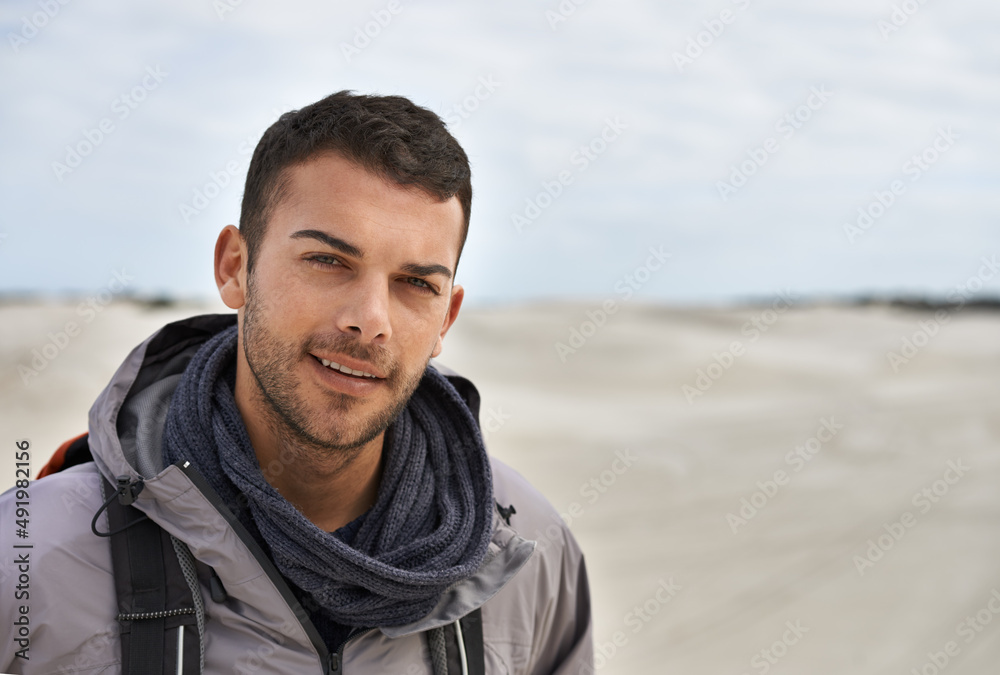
[1, 293, 999, 312]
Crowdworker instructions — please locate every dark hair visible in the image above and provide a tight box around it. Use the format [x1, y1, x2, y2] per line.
[239, 90, 472, 275]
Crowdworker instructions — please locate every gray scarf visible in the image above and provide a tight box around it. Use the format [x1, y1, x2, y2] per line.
[161, 324, 494, 627]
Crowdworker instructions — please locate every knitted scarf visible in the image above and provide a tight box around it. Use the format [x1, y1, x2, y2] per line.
[161, 325, 494, 627]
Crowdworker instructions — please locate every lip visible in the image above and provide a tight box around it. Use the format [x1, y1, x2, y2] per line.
[309, 352, 387, 379]
[308, 354, 385, 396]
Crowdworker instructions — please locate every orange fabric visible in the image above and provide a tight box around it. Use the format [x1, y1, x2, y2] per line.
[37, 432, 88, 479]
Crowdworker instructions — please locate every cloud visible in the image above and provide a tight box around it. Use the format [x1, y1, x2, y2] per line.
[1, 0, 997, 303]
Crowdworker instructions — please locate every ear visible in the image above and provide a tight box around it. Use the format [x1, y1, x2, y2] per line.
[215, 225, 247, 309]
[431, 284, 464, 359]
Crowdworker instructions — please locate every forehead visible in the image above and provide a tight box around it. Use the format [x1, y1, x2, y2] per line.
[266, 152, 464, 264]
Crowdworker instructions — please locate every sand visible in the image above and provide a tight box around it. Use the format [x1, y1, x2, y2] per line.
[2, 299, 999, 674]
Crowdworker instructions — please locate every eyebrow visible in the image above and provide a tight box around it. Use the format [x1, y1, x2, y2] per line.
[290, 228, 453, 280]
[401, 262, 453, 280]
[291, 229, 363, 258]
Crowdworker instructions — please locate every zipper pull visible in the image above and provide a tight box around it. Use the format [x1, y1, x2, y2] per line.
[328, 652, 341, 673]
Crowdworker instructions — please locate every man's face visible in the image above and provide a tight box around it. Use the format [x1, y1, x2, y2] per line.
[231, 152, 465, 455]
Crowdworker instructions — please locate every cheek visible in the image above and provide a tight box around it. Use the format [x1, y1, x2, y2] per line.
[413, 315, 448, 357]
[257, 268, 321, 320]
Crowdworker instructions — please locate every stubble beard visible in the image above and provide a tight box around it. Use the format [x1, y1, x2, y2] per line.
[241, 275, 427, 470]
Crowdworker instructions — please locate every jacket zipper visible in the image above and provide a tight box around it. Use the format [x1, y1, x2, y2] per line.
[175, 461, 336, 672]
[328, 628, 377, 673]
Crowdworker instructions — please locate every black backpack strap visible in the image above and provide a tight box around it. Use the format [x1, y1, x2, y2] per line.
[101, 476, 200, 674]
[440, 608, 484, 675]
[61, 433, 94, 470]
[458, 608, 485, 675]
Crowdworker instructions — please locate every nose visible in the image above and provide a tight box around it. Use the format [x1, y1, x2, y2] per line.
[335, 273, 392, 345]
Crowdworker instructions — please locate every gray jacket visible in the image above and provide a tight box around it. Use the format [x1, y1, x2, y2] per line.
[1, 314, 593, 674]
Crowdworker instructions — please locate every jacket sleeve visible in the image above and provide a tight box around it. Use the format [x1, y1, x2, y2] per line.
[486, 457, 595, 674]
[0, 464, 122, 674]
[530, 520, 595, 675]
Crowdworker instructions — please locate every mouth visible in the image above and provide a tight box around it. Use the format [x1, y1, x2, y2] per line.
[311, 354, 383, 380]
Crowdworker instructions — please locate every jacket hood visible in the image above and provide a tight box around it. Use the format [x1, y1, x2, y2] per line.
[86, 313, 534, 640]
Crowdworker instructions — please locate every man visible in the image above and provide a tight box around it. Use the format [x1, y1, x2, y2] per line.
[0, 91, 593, 673]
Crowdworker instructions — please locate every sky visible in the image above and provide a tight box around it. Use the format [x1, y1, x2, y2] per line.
[0, 0, 997, 307]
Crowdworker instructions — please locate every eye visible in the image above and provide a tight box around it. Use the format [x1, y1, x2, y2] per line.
[406, 277, 438, 295]
[305, 254, 343, 270]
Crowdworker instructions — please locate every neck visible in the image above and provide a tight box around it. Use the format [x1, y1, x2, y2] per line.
[234, 369, 385, 534]
[255, 427, 385, 533]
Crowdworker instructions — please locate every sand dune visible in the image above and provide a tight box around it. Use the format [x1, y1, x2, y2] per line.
[2, 300, 999, 674]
